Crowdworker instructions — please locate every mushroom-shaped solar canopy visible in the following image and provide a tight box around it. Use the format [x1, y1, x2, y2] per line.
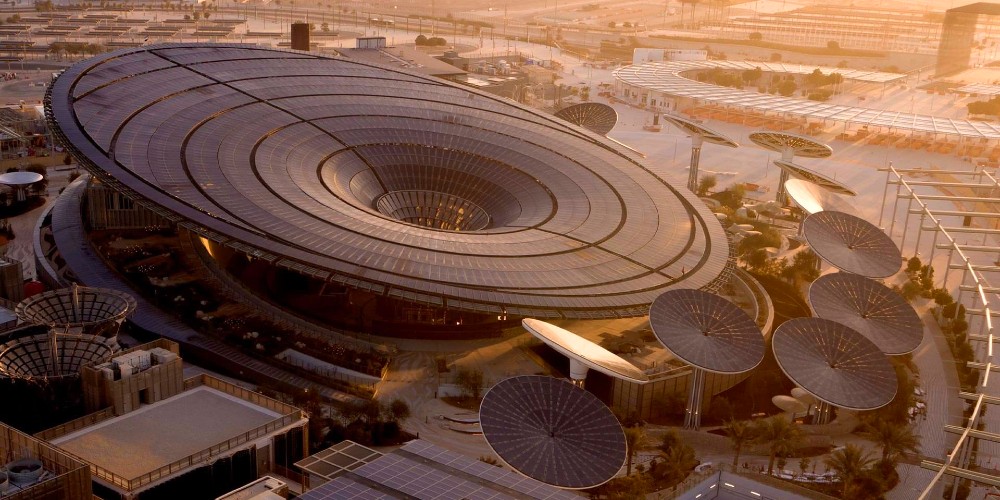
[802, 211, 901, 278]
[749, 131, 832, 204]
[0, 172, 43, 186]
[15, 285, 137, 335]
[784, 179, 858, 216]
[809, 273, 922, 355]
[522, 319, 648, 384]
[774, 160, 856, 197]
[661, 114, 739, 192]
[772, 395, 808, 414]
[749, 132, 833, 159]
[553, 102, 619, 136]
[648, 289, 765, 374]
[480, 375, 626, 489]
[791, 387, 816, 405]
[772, 318, 897, 411]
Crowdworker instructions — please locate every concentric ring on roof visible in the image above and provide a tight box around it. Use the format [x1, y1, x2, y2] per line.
[661, 114, 739, 147]
[802, 211, 901, 278]
[15, 285, 137, 330]
[522, 318, 648, 383]
[749, 132, 833, 158]
[46, 44, 728, 320]
[808, 272, 922, 355]
[553, 102, 618, 135]
[648, 289, 764, 374]
[480, 375, 626, 489]
[774, 160, 856, 196]
[785, 179, 858, 216]
[772, 317, 897, 410]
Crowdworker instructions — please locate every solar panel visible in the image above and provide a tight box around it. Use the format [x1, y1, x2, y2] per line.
[648, 289, 765, 374]
[773, 160, 856, 196]
[772, 317, 897, 410]
[15, 285, 137, 332]
[661, 113, 739, 147]
[802, 211, 901, 278]
[553, 103, 618, 135]
[808, 272, 922, 355]
[522, 319, 648, 383]
[784, 178, 857, 216]
[749, 131, 832, 159]
[480, 375, 626, 489]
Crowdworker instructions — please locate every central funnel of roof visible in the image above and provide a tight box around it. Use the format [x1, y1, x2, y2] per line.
[375, 190, 491, 231]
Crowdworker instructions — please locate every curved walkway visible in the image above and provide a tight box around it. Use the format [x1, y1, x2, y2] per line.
[614, 60, 1000, 139]
[48, 176, 361, 407]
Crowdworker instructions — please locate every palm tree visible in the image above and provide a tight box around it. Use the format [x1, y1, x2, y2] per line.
[658, 443, 698, 483]
[824, 444, 876, 499]
[623, 425, 645, 475]
[753, 416, 802, 475]
[863, 420, 920, 464]
[723, 419, 753, 468]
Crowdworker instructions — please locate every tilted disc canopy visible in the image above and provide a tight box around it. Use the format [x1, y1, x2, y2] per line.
[479, 375, 626, 489]
[774, 160, 856, 196]
[784, 178, 858, 216]
[661, 114, 739, 147]
[522, 319, 648, 383]
[802, 211, 901, 278]
[808, 272, 922, 355]
[749, 131, 833, 158]
[772, 317, 897, 411]
[554, 102, 619, 136]
[648, 289, 765, 374]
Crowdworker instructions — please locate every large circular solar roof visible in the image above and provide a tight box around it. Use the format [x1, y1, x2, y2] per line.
[808, 272, 922, 355]
[648, 289, 764, 374]
[47, 44, 728, 319]
[772, 317, 897, 410]
[802, 211, 901, 278]
[480, 375, 626, 489]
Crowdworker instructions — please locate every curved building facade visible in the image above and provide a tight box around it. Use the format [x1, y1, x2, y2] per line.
[46, 44, 728, 326]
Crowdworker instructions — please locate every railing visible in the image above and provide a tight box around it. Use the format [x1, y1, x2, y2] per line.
[34, 407, 115, 441]
[879, 164, 998, 498]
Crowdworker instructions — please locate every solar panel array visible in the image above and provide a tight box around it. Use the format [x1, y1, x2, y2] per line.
[299, 439, 579, 499]
[47, 44, 729, 320]
[0, 333, 116, 379]
[553, 103, 618, 136]
[784, 179, 857, 216]
[648, 289, 765, 374]
[808, 272, 922, 355]
[294, 440, 382, 482]
[660, 114, 739, 147]
[615, 61, 1000, 139]
[802, 211, 902, 278]
[479, 376, 625, 489]
[748, 132, 833, 159]
[15, 286, 137, 329]
[772, 317, 897, 410]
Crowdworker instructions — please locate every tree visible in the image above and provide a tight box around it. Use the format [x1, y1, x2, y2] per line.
[863, 420, 919, 464]
[479, 455, 501, 466]
[455, 367, 484, 401]
[723, 419, 753, 467]
[321, 22, 330, 31]
[906, 256, 922, 274]
[748, 32, 762, 41]
[623, 425, 645, 475]
[824, 444, 875, 499]
[827, 40, 840, 50]
[607, 21, 616, 28]
[753, 416, 802, 475]
[770, 52, 782, 62]
[386, 398, 411, 423]
[696, 175, 717, 196]
[776, 80, 797, 97]
[741, 67, 763, 85]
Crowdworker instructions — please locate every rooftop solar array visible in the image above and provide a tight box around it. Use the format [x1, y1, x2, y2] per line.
[648, 289, 765, 374]
[957, 83, 1000, 96]
[773, 160, 856, 196]
[480, 376, 625, 489]
[784, 179, 858, 216]
[294, 440, 382, 483]
[808, 272, 922, 355]
[299, 439, 579, 499]
[15, 285, 137, 330]
[553, 103, 618, 136]
[661, 113, 739, 147]
[802, 211, 902, 278]
[772, 317, 897, 410]
[0, 332, 116, 379]
[615, 61, 1000, 139]
[47, 44, 729, 320]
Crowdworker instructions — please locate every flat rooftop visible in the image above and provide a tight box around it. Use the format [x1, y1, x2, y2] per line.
[51, 386, 281, 480]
